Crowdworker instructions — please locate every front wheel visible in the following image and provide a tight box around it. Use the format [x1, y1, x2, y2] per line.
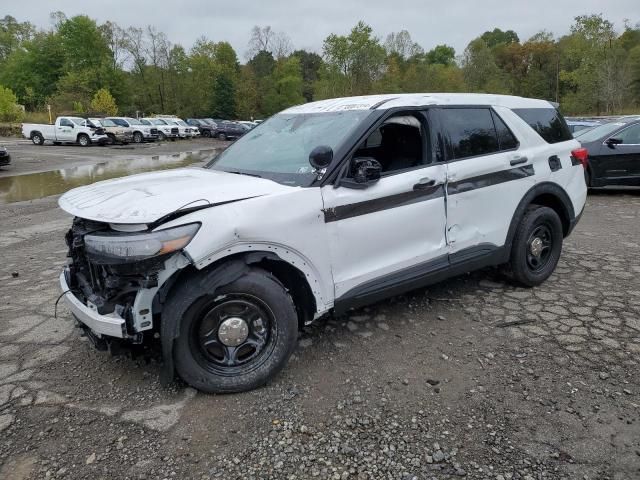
[173, 269, 298, 393]
[218, 133, 227, 141]
[77, 134, 90, 147]
[506, 206, 563, 287]
[133, 132, 144, 143]
[158, 132, 167, 141]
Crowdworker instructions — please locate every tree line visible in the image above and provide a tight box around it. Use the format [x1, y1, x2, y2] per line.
[0, 12, 638, 123]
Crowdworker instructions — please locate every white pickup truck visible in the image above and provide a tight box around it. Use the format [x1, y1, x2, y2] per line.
[22, 116, 109, 146]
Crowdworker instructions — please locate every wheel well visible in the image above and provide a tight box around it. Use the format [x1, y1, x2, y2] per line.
[171, 252, 317, 331]
[251, 256, 317, 329]
[529, 193, 570, 236]
[30, 131, 41, 138]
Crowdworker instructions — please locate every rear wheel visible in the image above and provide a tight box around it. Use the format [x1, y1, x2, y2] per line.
[173, 268, 298, 393]
[506, 206, 563, 287]
[77, 134, 90, 147]
[202, 130, 211, 138]
[31, 132, 44, 145]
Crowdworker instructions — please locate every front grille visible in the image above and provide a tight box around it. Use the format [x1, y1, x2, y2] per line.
[171, 127, 179, 135]
[150, 128, 158, 135]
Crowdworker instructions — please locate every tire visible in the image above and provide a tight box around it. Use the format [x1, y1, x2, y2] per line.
[218, 133, 227, 141]
[158, 132, 167, 141]
[133, 132, 143, 144]
[106, 134, 116, 145]
[77, 134, 90, 147]
[202, 130, 211, 138]
[31, 132, 44, 145]
[53, 141, 61, 146]
[506, 206, 563, 287]
[173, 268, 298, 393]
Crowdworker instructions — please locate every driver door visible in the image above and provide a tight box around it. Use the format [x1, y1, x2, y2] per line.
[321, 110, 448, 303]
[56, 118, 75, 142]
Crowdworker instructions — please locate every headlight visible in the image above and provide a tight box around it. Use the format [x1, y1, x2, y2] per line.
[143, 128, 151, 133]
[84, 223, 200, 264]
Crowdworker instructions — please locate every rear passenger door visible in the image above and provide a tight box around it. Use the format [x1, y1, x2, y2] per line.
[437, 107, 535, 257]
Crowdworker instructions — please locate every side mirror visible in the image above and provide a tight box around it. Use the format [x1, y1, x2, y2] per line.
[340, 157, 382, 189]
[309, 145, 333, 170]
[606, 137, 622, 148]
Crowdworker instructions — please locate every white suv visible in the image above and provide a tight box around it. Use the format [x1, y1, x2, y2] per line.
[58, 94, 587, 393]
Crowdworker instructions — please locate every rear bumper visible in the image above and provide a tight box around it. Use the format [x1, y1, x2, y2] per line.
[59, 270, 126, 338]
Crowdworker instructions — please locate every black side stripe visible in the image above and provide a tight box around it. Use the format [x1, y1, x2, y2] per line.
[447, 165, 535, 195]
[323, 184, 444, 222]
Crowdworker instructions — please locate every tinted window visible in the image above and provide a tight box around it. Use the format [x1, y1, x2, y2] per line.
[441, 108, 499, 159]
[616, 124, 640, 144]
[491, 111, 519, 150]
[513, 108, 572, 144]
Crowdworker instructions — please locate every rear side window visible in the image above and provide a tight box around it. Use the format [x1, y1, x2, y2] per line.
[491, 111, 519, 150]
[512, 108, 572, 144]
[440, 108, 499, 159]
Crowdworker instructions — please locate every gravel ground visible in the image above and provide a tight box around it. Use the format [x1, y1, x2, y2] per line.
[0, 142, 639, 480]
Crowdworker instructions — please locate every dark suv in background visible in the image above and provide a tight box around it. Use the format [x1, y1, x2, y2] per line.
[214, 120, 246, 140]
[576, 117, 640, 187]
[186, 119, 216, 137]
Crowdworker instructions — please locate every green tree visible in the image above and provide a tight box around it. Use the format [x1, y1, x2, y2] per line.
[480, 28, 520, 48]
[263, 57, 305, 114]
[291, 50, 322, 101]
[211, 73, 236, 119]
[425, 45, 456, 65]
[462, 38, 508, 92]
[322, 21, 386, 96]
[90, 88, 118, 115]
[0, 85, 24, 122]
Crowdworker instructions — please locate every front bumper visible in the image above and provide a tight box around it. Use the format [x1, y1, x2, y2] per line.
[0, 153, 10, 166]
[59, 270, 126, 338]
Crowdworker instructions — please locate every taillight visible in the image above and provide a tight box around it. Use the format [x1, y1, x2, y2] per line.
[571, 148, 589, 168]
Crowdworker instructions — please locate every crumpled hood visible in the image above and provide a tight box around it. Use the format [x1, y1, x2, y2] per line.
[58, 168, 292, 224]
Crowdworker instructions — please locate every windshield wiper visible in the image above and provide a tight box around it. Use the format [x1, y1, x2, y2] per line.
[226, 170, 263, 178]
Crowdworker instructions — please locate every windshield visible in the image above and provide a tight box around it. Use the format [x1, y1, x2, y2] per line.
[207, 110, 372, 186]
[576, 122, 627, 142]
[124, 118, 141, 126]
[150, 119, 166, 125]
[101, 119, 117, 127]
[177, 120, 187, 126]
[139, 119, 152, 126]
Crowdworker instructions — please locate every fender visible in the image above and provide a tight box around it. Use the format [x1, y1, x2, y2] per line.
[503, 182, 576, 259]
[192, 241, 332, 315]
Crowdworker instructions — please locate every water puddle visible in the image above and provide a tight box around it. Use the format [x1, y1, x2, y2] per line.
[0, 149, 219, 205]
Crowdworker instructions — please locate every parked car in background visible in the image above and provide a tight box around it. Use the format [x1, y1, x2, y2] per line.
[57, 93, 586, 393]
[22, 116, 108, 146]
[141, 118, 179, 141]
[186, 119, 216, 137]
[163, 118, 197, 138]
[107, 117, 158, 144]
[90, 118, 133, 145]
[565, 119, 602, 136]
[238, 120, 259, 130]
[576, 117, 640, 187]
[214, 120, 246, 140]
[0, 145, 10, 167]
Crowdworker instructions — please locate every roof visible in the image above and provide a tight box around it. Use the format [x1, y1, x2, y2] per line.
[283, 93, 554, 114]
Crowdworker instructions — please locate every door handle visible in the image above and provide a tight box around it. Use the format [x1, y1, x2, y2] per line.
[413, 177, 436, 190]
[510, 156, 528, 166]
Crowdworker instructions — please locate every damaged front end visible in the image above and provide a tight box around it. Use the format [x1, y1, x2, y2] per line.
[60, 217, 196, 349]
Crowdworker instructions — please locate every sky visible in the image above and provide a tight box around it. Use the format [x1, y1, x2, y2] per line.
[5, 0, 639, 59]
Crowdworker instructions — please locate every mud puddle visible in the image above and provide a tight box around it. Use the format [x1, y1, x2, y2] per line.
[0, 149, 218, 204]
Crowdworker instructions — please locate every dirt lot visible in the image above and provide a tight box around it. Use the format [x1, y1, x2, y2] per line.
[0, 140, 639, 480]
